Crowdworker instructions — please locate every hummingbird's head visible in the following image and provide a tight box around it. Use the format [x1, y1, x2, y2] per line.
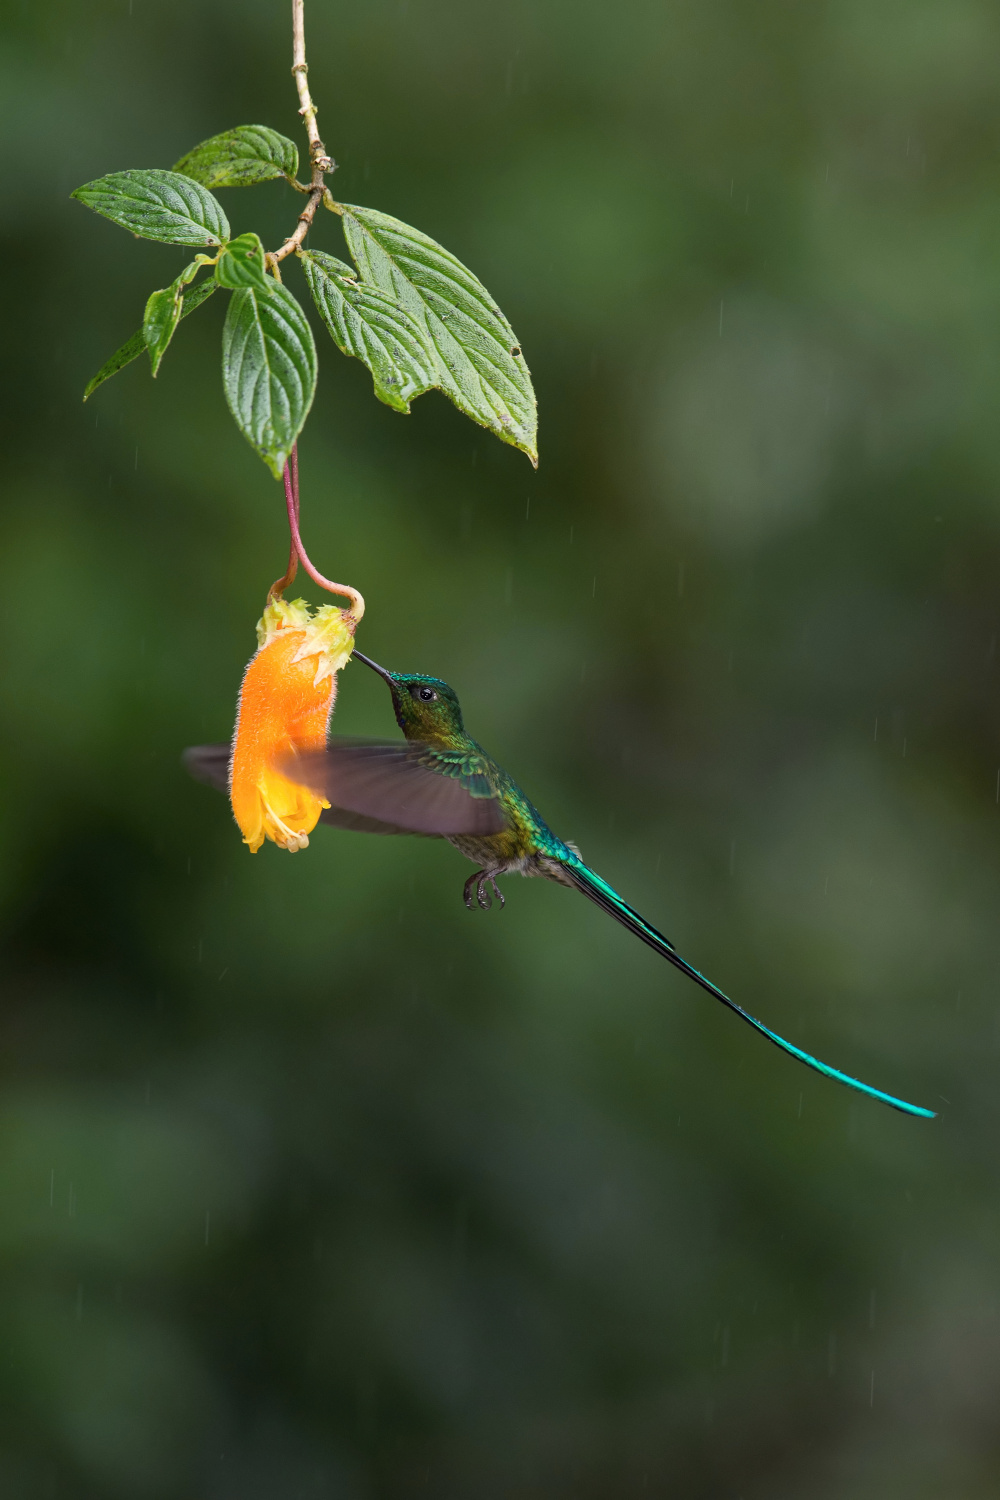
[353, 652, 466, 742]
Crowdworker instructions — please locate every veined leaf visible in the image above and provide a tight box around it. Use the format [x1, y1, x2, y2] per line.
[72, 169, 229, 247]
[301, 248, 437, 414]
[174, 126, 299, 188]
[83, 279, 217, 401]
[144, 256, 213, 376]
[336, 203, 537, 463]
[222, 281, 317, 478]
[143, 286, 183, 377]
[215, 232, 270, 290]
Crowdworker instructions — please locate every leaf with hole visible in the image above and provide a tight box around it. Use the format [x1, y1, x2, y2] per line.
[222, 282, 317, 478]
[83, 279, 217, 401]
[174, 125, 299, 188]
[301, 248, 437, 414]
[215, 232, 270, 291]
[335, 203, 537, 463]
[72, 169, 229, 247]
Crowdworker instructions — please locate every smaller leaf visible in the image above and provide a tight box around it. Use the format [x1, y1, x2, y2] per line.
[72, 169, 229, 247]
[144, 256, 211, 375]
[143, 286, 182, 377]
[174, 125, 299, 188]
[83, 279, 217, 401]
[215, 232, 270, 291]
[222, 281, 317, 478]
[301, 248, 437, 413]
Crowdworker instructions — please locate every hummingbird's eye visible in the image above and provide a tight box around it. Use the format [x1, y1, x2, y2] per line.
[412, 684, 438, 702]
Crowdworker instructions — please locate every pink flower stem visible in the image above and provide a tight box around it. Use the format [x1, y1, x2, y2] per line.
[269, 444, 365, 624]
[268, 451, 301, 600]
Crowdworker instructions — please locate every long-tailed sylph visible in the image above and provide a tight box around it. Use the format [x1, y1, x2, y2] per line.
[185, 650, 934, 1120]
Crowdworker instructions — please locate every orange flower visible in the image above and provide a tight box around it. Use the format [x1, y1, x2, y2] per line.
[230, 597, 355, 852]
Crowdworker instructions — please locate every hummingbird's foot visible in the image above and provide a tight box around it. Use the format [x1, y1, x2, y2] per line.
[463, 870, 505, 911]
[475, 873, 504, 911]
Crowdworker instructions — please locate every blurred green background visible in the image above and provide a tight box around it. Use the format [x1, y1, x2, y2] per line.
[2, 0, 999, 1494]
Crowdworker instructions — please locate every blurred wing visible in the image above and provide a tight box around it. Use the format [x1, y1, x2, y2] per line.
[277, 740, 507, 836]
[182, 744, 230, 793]
[318, 805, 436, 837]
[180, 742, 475, 837]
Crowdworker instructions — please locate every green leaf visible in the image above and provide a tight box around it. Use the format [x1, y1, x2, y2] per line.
[300, 248, 437, 414]
[84, 330, 146, 402]
[144, 257, 212, 376]
[222, 282, 317, 478]
[173, 125, 299, 188]
[143, 286, 183, 377]
[215, 232, 270, 291]
[83, 279, 217, 401]
[71, 169, 229, 247]
[336, 203, 537, 463]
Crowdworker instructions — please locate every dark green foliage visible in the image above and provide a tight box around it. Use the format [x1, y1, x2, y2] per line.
[73, 138, 536, 472]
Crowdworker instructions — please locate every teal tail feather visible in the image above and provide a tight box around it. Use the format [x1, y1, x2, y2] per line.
[562, 861, 935, 1119]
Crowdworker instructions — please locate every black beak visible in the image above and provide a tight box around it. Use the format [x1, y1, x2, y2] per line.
[352, 649, 396, 686]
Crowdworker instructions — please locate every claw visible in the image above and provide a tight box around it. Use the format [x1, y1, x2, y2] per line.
[464, 869, 505, 911]
[474, 874, 505, 911]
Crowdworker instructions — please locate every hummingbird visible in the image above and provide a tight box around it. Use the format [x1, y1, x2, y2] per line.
[184, 650, 934, 1120]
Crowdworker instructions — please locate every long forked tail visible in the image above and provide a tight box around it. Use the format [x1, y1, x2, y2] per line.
[562, 861, 934, 1119]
